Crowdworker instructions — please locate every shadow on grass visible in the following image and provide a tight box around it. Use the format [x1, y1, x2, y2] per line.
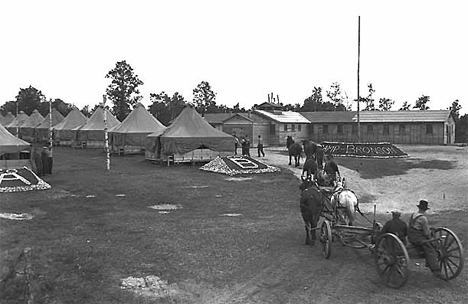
[339, 158, 455, 179]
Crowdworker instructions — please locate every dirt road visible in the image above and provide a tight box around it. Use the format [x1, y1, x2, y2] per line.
[191, 145, 467, 304]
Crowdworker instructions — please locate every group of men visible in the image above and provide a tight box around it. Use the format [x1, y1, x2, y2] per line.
[33, 145, 53, 177]
[379, 200, 442, 278]
[233, 134, 265, 158]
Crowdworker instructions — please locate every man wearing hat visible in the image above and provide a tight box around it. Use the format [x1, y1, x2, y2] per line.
[323, 153, 340, 186]
[408, 200, 441, 277]
[380, 210, 408, 244]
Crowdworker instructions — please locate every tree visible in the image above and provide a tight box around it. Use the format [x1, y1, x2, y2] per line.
[399, 101, 411, 111]
[81, 105, 91, 118]
[413, 95, 430, 110]
[455, 114, 467, 143]
[169, 92, 187, 120]
[193, 81, 217, 115]
[105, 60, 144, 121]
[363, 84, 376, 111]
[149, 91, 172, 126]
[12, 86, 45, 116]
[378, 97, 394, 111]
[449, 99, 462, 120]
[302, 87, 323, 111]
[326, 82, 346, 111]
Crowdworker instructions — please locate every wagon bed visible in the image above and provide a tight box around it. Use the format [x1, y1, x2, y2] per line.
[319, 219, 465, 288]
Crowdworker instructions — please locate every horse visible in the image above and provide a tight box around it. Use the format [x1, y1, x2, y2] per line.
[329, 178, 358, 226]
[302, 140, 318, 160]
[302, 157, 318, 180]
[299, 177, 330, 245]
[286, 136, 302, 167]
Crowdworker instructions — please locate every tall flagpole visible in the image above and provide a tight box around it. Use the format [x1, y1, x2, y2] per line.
[102, 95, 110, 171]
[357, 16, 361, 143]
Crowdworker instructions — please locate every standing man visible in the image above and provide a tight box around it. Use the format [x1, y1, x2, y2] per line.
[233, 134, 240, 155]
[324, 153, 340, 185]
[257, 135, 265, 157]
[315, 144, 324, 169]
[33, 147, 43, 177]
[243, 135, 251, 157]
[408, 200, 441, 277]
[41, 146, 50, 175]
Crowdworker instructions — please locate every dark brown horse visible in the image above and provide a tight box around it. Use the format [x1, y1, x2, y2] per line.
[302, 157, 318, 180]
[299, 177, 329, 245]
[286, 136, 302, 167]
[302, 140, 318, 160]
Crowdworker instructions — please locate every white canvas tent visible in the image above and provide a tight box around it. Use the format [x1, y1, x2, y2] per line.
[53, 107, 88, 145]
[146, 106, 234, 163]
[6, 111, 29, 136]
[0, 123, 32, 169]
[20, 109, 44, 140]
[76, 106, 120, 148]
[34, 108, 65, 142]
[109, 103, 166, 154]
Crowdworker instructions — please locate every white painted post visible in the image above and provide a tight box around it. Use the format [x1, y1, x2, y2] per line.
[103, 95, 110, 171]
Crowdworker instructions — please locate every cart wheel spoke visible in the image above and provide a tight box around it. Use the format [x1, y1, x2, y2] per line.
[442, 260, 456, 277]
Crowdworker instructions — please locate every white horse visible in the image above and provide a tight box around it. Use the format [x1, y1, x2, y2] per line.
[330, 177, 358, 225]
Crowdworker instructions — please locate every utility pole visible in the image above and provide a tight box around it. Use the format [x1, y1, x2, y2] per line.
[357, 16, 361, 143]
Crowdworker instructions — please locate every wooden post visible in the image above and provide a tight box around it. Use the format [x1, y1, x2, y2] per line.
[49, 98, 53, 153]
[102, 95, 110, 171]
[16, 100, 19, 137]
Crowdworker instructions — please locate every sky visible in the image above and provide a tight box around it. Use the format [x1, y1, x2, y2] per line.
[1, 0, 467, 114]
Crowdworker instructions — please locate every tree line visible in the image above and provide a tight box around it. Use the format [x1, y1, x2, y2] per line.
[1, 60, 466, 142]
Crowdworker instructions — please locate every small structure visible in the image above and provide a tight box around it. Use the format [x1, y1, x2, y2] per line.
[355, 110, 456, 145]
[204, 102, 311, 147]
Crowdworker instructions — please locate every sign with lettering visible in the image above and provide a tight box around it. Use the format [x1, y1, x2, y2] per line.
[200, 156, 280, 176]
[321, 142, 408, 158]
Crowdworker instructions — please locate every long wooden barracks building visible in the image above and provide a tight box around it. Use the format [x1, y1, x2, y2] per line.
[204, 102, 456, 146]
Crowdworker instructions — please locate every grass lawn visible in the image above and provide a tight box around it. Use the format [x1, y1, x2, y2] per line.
[1, 147, 300, 303]
[1, 146, 466, 303]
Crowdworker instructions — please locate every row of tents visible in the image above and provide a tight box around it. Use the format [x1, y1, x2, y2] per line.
[1, 104, 235, 165]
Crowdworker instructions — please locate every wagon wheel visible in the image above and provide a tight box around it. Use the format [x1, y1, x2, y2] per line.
[374, 233, 410, 288]
[433, 227, 465, 281]
[320, 220, 332, 259]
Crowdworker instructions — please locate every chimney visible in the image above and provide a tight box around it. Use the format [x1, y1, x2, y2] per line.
[277, 94, 280, 104]
[248, 110, 251, 118]
[268, 94, 270, 103]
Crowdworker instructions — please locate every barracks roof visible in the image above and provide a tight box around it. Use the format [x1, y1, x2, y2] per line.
[301, 111, 356, 123]
[253, 109, 310, 124]
[353, 110, 453, 123]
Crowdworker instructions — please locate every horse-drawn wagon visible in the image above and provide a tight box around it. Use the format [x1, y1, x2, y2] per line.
[299, 178, 465, 288]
